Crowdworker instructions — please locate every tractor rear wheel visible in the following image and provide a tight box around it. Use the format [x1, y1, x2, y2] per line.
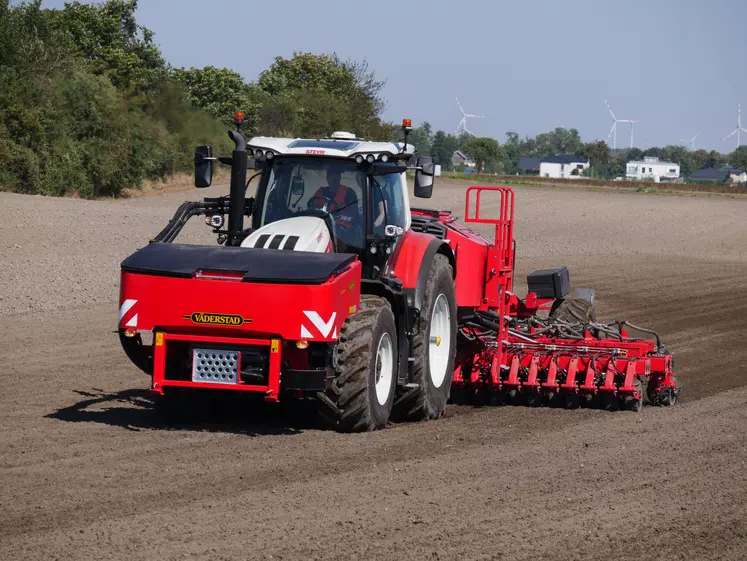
[550, 297, 597, 323]
[316, 295, 397, 432]
[392, 254, 457, 422]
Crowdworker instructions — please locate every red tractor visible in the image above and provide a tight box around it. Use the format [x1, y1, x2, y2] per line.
[118, 117, 678, 431]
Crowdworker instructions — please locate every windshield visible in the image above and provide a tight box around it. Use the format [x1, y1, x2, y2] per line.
[260, 158, 365, 253]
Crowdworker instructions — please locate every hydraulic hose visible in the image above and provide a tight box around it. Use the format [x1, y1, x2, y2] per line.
[508, 329, 539, 344]
[622, 321, 663, 350]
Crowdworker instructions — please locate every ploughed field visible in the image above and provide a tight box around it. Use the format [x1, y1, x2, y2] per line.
[0, 183, 745, 560]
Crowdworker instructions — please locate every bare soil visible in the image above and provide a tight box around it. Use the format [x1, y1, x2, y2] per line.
[1, 182, 745, 560]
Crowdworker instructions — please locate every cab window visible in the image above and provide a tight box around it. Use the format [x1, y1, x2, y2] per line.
[372, 170, 406, 238]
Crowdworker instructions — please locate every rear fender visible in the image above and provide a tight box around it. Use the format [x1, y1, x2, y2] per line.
[389, 230, 455, 312]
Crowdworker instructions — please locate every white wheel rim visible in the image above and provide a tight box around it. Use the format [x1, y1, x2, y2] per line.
[428, 294, 451, 388]
[374, 332, 394, 406]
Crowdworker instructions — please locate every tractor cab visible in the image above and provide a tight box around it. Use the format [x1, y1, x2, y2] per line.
[194, 118, 437, 279]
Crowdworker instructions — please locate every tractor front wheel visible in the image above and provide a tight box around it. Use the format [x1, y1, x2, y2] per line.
[393, 254, 457, 422]
[316, 295, 397, 432]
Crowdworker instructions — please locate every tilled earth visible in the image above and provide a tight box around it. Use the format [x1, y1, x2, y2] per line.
[0, 183, 746, 560]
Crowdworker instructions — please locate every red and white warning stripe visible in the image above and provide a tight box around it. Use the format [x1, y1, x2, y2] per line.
[119, 299, 138, 328]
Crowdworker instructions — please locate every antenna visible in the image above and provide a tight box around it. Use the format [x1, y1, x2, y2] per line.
[679, 133, 699, 150]
[456, 97, 485, 136]
[723, 104, 747, 148]
[605, 100, 638, 149]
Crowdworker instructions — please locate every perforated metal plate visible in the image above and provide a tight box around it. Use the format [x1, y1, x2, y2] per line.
[192, 348, 240, 384]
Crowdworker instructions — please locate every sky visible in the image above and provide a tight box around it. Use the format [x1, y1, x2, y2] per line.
[42, 0, 747, 151]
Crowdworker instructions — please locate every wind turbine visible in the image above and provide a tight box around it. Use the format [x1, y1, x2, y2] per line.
[605, 100, 639, 150]
[455, 97, 484, 136]
[723, 104, 747, 148]
[679, 133, 699, 150]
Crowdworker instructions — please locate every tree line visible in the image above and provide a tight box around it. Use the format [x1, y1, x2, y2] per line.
[409, 124, 747, 181]
[0, 1, 390, 197]
[1, 1, 744, 198]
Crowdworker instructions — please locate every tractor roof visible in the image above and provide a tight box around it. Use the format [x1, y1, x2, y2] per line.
[247, 132, 415, 161]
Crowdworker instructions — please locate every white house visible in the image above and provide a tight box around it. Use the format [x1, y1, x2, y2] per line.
[626, 157, 680, 182]
[538, 155, 590, 179]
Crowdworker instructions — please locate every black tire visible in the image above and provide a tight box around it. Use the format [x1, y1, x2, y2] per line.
[622, 377, 645, 412]
[601, 392, 619, 412]
[550, 298, 597, 323]
[316, 295, 397, 432]
[392, 254, 457, 422]
[563, 391, 581, 410]
[525, 390, 543, 407]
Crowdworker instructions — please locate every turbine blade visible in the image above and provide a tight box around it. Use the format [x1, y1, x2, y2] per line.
[605, 100, 617, 121]
[456, 96, 466, 116]
[723, 129, 738, 140]
[608, 122, 616, 138]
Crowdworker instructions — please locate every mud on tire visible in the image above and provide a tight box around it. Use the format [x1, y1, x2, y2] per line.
[316, 295, 397, 432]
[392, 254, 457, 422]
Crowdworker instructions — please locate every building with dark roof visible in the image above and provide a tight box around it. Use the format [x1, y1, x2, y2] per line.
[518, 157, 541, 174]
[688, 168, 731, 182]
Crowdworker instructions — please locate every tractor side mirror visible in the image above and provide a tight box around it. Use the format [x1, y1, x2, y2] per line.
[414, 156, 435, 198]
[194, 145, 213, 188]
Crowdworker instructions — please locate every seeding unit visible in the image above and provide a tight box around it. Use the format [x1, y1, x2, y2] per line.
[432, 187, 677, 410]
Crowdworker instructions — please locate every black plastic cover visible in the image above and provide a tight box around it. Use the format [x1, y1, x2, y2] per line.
[527, 266, 570, 299]
[121, 243, 356, 285]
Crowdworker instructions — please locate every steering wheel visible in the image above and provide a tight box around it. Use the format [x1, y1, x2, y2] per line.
[307, 195, 334, 213]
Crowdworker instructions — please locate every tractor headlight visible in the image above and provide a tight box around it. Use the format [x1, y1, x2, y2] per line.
[265, 150, 274, 160]
[207, 214, 224, 229]
[255, 149, 264, 159]
[246, 148, 254, 156]
[366, 154, 375, 164]
[379, 154, 390, 163]
[355, 154, 364, 164]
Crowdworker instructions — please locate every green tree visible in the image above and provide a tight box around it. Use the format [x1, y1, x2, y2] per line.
[665, 145, 693, 175]
[502, 132, 521, 174]
[0, 0, 228, 197]
[728, 146, 747, 172]
[408, 122, 433, 155]
[462, 136, 504, 173]
[431, 130, 459, 171]
[579, 140, 610, 169]
[690, 149, 709, 171]
[172, 66, 259, 129]
[256, 53, 385, 138]
[52, 0, 166, 94]
[706, 150, 727, 169]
